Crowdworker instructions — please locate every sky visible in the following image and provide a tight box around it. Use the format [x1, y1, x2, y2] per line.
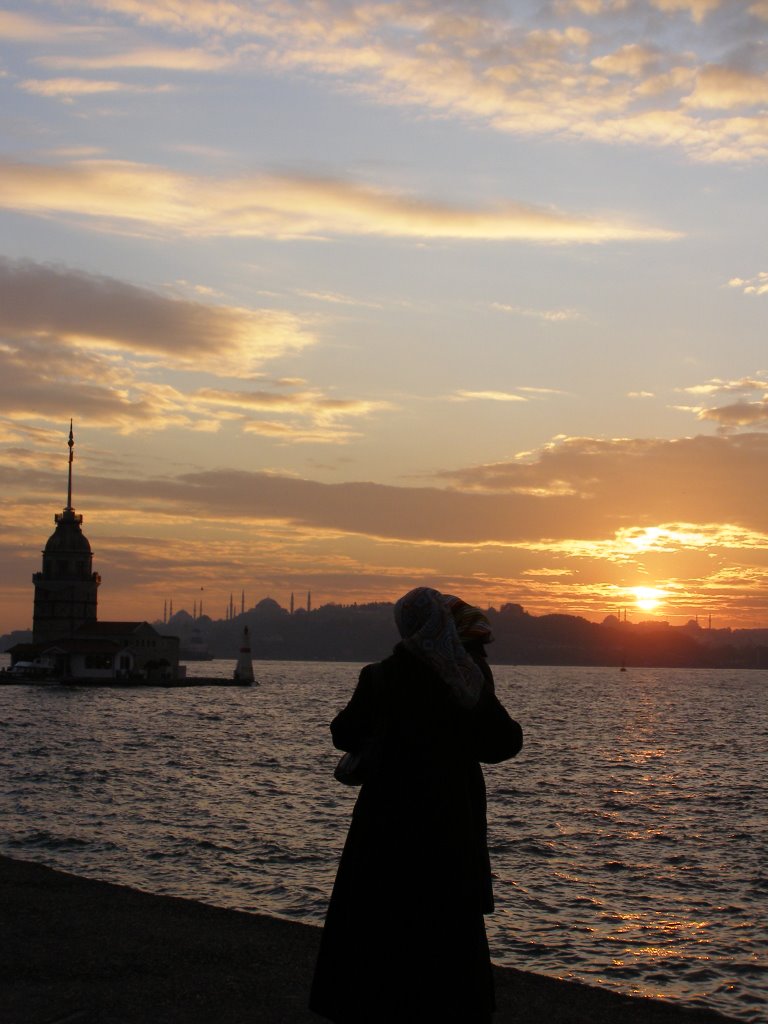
[1, 0, 767, 633]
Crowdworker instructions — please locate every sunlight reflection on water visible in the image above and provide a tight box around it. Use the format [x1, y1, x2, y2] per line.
[0, 659, 765, 1022]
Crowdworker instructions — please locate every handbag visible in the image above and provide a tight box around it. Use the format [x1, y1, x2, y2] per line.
[333, 725, 391, 786]
[332, 675, 388, 786]
[333, 749, 368, 786]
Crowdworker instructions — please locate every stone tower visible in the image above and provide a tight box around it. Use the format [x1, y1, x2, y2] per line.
[32, 422, 101, 645]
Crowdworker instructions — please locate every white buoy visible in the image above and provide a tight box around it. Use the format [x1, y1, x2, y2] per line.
[234, 625, 256, 684]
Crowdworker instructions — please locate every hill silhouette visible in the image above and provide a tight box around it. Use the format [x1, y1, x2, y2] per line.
[158, 600, 768, 669]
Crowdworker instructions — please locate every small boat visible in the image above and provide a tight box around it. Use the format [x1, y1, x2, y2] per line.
[180, 624, 213, 661]
[1, 660, 57, 684]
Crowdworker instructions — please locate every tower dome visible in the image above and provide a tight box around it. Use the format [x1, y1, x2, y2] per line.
[44, 512, 93, 555]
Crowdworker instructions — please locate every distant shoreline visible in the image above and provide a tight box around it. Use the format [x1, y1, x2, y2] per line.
[5, 600, 767, 671]
[2, 651, 767, 672]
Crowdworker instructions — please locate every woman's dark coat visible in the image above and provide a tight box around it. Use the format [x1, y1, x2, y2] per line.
[310, 644, 523, 1024]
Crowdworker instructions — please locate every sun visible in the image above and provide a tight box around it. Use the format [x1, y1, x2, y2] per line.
[632, 586, 666, 613]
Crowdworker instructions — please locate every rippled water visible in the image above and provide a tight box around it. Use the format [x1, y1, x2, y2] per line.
[1, 657, 766, 1022]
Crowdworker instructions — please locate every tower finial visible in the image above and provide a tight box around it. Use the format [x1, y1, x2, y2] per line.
[66, 419, 74, 510]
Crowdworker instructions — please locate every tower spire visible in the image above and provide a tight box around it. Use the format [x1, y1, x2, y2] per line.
[66, 419, 74, 511]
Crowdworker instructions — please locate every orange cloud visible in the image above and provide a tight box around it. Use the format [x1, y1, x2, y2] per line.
[436, 434, 768, 536]
[0, 10, 102, 42]
[699, 401, 768, 429]
[36, 47, 234, 72]
[676, 375, 768, 430]
[591, 44, 660, 77]
[680, 376, 768, 395]
[651, 0, 722, 21]
[491, 302, 583, 321]
[452, 391, 528, 403]
[0, 343, 383, 442]
[196, 385, 388, 414]
[0, 159, 678, 242]
[728, 272, 768, 296]
[686, 66, 768, 110]
[19, 77, 173, 97]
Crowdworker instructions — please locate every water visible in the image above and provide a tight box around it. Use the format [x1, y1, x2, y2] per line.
[0, 656, 765, 1022]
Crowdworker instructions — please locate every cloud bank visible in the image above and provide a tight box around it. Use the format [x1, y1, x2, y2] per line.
[2, 430, 768, 625]
[6, 431, 768, 544]
[12, 0, 767, 163]
[1, 423, 768, 622]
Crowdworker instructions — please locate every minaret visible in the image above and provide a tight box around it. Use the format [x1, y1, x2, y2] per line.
[32, 422, 101, 645]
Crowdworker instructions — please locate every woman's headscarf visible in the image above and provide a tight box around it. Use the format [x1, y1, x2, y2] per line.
[393, 587, 484, 708]
[442, 595, 495, 645]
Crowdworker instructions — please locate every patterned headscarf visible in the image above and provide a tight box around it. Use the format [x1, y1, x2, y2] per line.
[393, 587, 484, 708]
[442, 595, 495, 645]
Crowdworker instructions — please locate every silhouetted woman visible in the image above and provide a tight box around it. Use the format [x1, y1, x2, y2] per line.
[310, 586, 523, 1023]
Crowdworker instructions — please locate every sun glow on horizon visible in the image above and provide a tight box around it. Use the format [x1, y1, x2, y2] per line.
[632, 587, 667, 614]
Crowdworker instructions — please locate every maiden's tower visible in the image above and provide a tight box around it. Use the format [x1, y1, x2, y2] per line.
[7, 423, 179, 683]
[32, 422, 100, 645]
